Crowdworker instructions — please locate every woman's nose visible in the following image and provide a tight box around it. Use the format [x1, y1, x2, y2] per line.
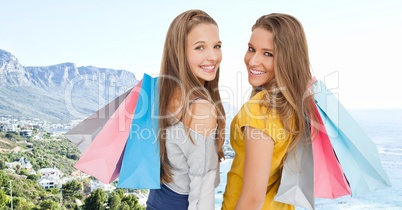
[206, 49, 219, 62]
[248, 53, 260, 66]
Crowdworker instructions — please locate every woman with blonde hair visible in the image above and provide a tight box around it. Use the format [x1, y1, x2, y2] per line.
[222, 13, 315, 210]
[146, 9, 226, 210]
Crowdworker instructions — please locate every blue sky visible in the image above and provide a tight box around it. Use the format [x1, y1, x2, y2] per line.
[1, 0, 402, 109]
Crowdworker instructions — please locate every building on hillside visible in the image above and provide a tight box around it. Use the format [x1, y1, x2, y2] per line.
[5, 123, 17, 132]
[90, 180, 116, 192]
[39, 167, 63, 178]
[0, 122, 8, 131]
[38, 177, 63, 189]
[19, 130, 32, 137]
[19, 157, 32, 169]
[38, 167, 63, 189]
[5, 161, 20, 169]
[18, 156, 36, 174]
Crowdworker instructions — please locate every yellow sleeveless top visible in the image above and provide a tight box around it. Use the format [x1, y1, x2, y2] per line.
[222, 91, 295, 210]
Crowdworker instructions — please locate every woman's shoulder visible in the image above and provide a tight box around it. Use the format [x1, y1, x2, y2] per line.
[235, 91, 287, 141]
[236, 91, 280, 127]
[187, 98, 217, 137]
[240, 91, 268, 116]
[191, 98, 216, 110]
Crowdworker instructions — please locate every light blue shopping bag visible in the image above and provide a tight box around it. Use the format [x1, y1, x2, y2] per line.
[314, 80, 391, 195]
[117, 73, 160, 189]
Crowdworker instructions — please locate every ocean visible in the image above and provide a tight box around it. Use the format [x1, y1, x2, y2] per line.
[215, 109, 402, 210]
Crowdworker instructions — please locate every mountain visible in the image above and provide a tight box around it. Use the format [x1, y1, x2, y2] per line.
[0, 49, 138, 123]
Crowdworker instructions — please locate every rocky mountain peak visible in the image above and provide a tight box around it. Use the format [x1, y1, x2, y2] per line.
[0, 49, 29, 86]
[0, 49, 139, 122]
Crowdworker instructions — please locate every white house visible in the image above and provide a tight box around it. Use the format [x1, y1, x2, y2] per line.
[17, 156, 36, 175]
[6, 123, 17, 132]
[38, 177, 62, 189]
[90, 180, 116, 192]
[39, 167, 62, 178]
[38, 167, 63, 189]
[5, 161, 19, 169]
[19, 157, 32, 169]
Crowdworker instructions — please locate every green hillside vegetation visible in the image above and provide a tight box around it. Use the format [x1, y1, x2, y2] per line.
[0, 131, 146, 209]
[0, 130, 80, 175]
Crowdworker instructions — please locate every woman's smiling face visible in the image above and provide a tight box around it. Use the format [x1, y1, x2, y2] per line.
[244, 27, 275, 87]
[186, 23, 222, 85]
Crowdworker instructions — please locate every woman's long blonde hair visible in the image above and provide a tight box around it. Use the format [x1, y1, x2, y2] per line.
[159, 9, 226, 183]
[251, 13, 316, 164]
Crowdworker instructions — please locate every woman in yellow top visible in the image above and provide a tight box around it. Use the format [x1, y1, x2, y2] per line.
[222, 13, 316, 210]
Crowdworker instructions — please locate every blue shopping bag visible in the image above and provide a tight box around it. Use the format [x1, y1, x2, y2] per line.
[314, 80, 391, 196]
[117, 73, 160, 189]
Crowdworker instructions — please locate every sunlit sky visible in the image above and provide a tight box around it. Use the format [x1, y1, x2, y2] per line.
[1, 0, 402, 109]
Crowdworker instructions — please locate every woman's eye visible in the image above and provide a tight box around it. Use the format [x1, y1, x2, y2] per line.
[195, 46, 204, 50]
[264, 52, 273, 57]
[214, 45, 222, 49]
[248, 47, 255, 52]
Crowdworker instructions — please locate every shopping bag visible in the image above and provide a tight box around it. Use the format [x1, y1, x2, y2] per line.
[117, 73, 160, 189]
[73, 80, 142, 183]
[314, 80, 391, 195]
[65, 87, 132, 153]
[311, 104, 351, 198]
[274, 133, 315, 210]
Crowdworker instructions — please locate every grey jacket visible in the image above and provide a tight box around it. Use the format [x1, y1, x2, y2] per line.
[164, 117, 220, 210]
